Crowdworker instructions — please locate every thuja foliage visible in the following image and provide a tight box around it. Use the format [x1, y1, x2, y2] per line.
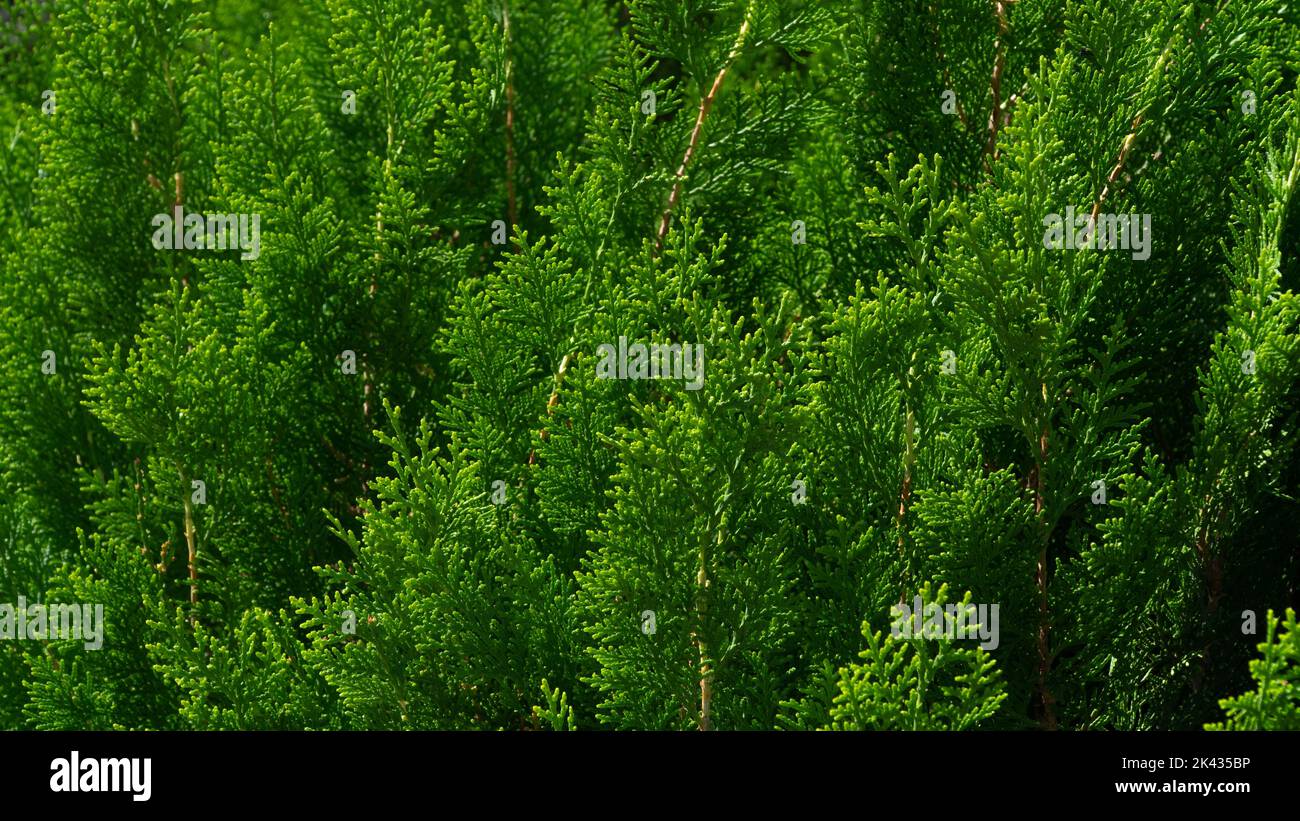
[1, 0, 1299, 731]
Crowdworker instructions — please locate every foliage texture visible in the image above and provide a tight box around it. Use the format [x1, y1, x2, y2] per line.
[1, 0, 1298, 730]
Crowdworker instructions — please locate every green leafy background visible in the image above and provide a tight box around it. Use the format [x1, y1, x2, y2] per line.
[0, 0, 1297, 730]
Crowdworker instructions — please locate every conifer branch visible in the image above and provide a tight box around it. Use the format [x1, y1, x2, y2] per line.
[1090, 123, 1141, 226]
[527, 352, 569, 466]
[173, 171, 188, 289]
[178, 464, 198, 624]
[694, 526, 721, 731]
[1032, 424, 1056, 729]
[359, 93, 400, 502]
[895, 393, 916, 580]
[929, 3, 970, 130]
[503, 0, 518, 233]
[981, 0, 1011, 168]
[1089, 2, 1227, 223]
[655, 9, 753, 250]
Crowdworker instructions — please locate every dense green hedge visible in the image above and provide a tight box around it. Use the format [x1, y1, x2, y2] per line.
[1, 0, 1298, 730]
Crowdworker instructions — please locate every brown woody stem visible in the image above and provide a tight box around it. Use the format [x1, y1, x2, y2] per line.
[503, 0, 518, 233]
[656, 12, 752, 250]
